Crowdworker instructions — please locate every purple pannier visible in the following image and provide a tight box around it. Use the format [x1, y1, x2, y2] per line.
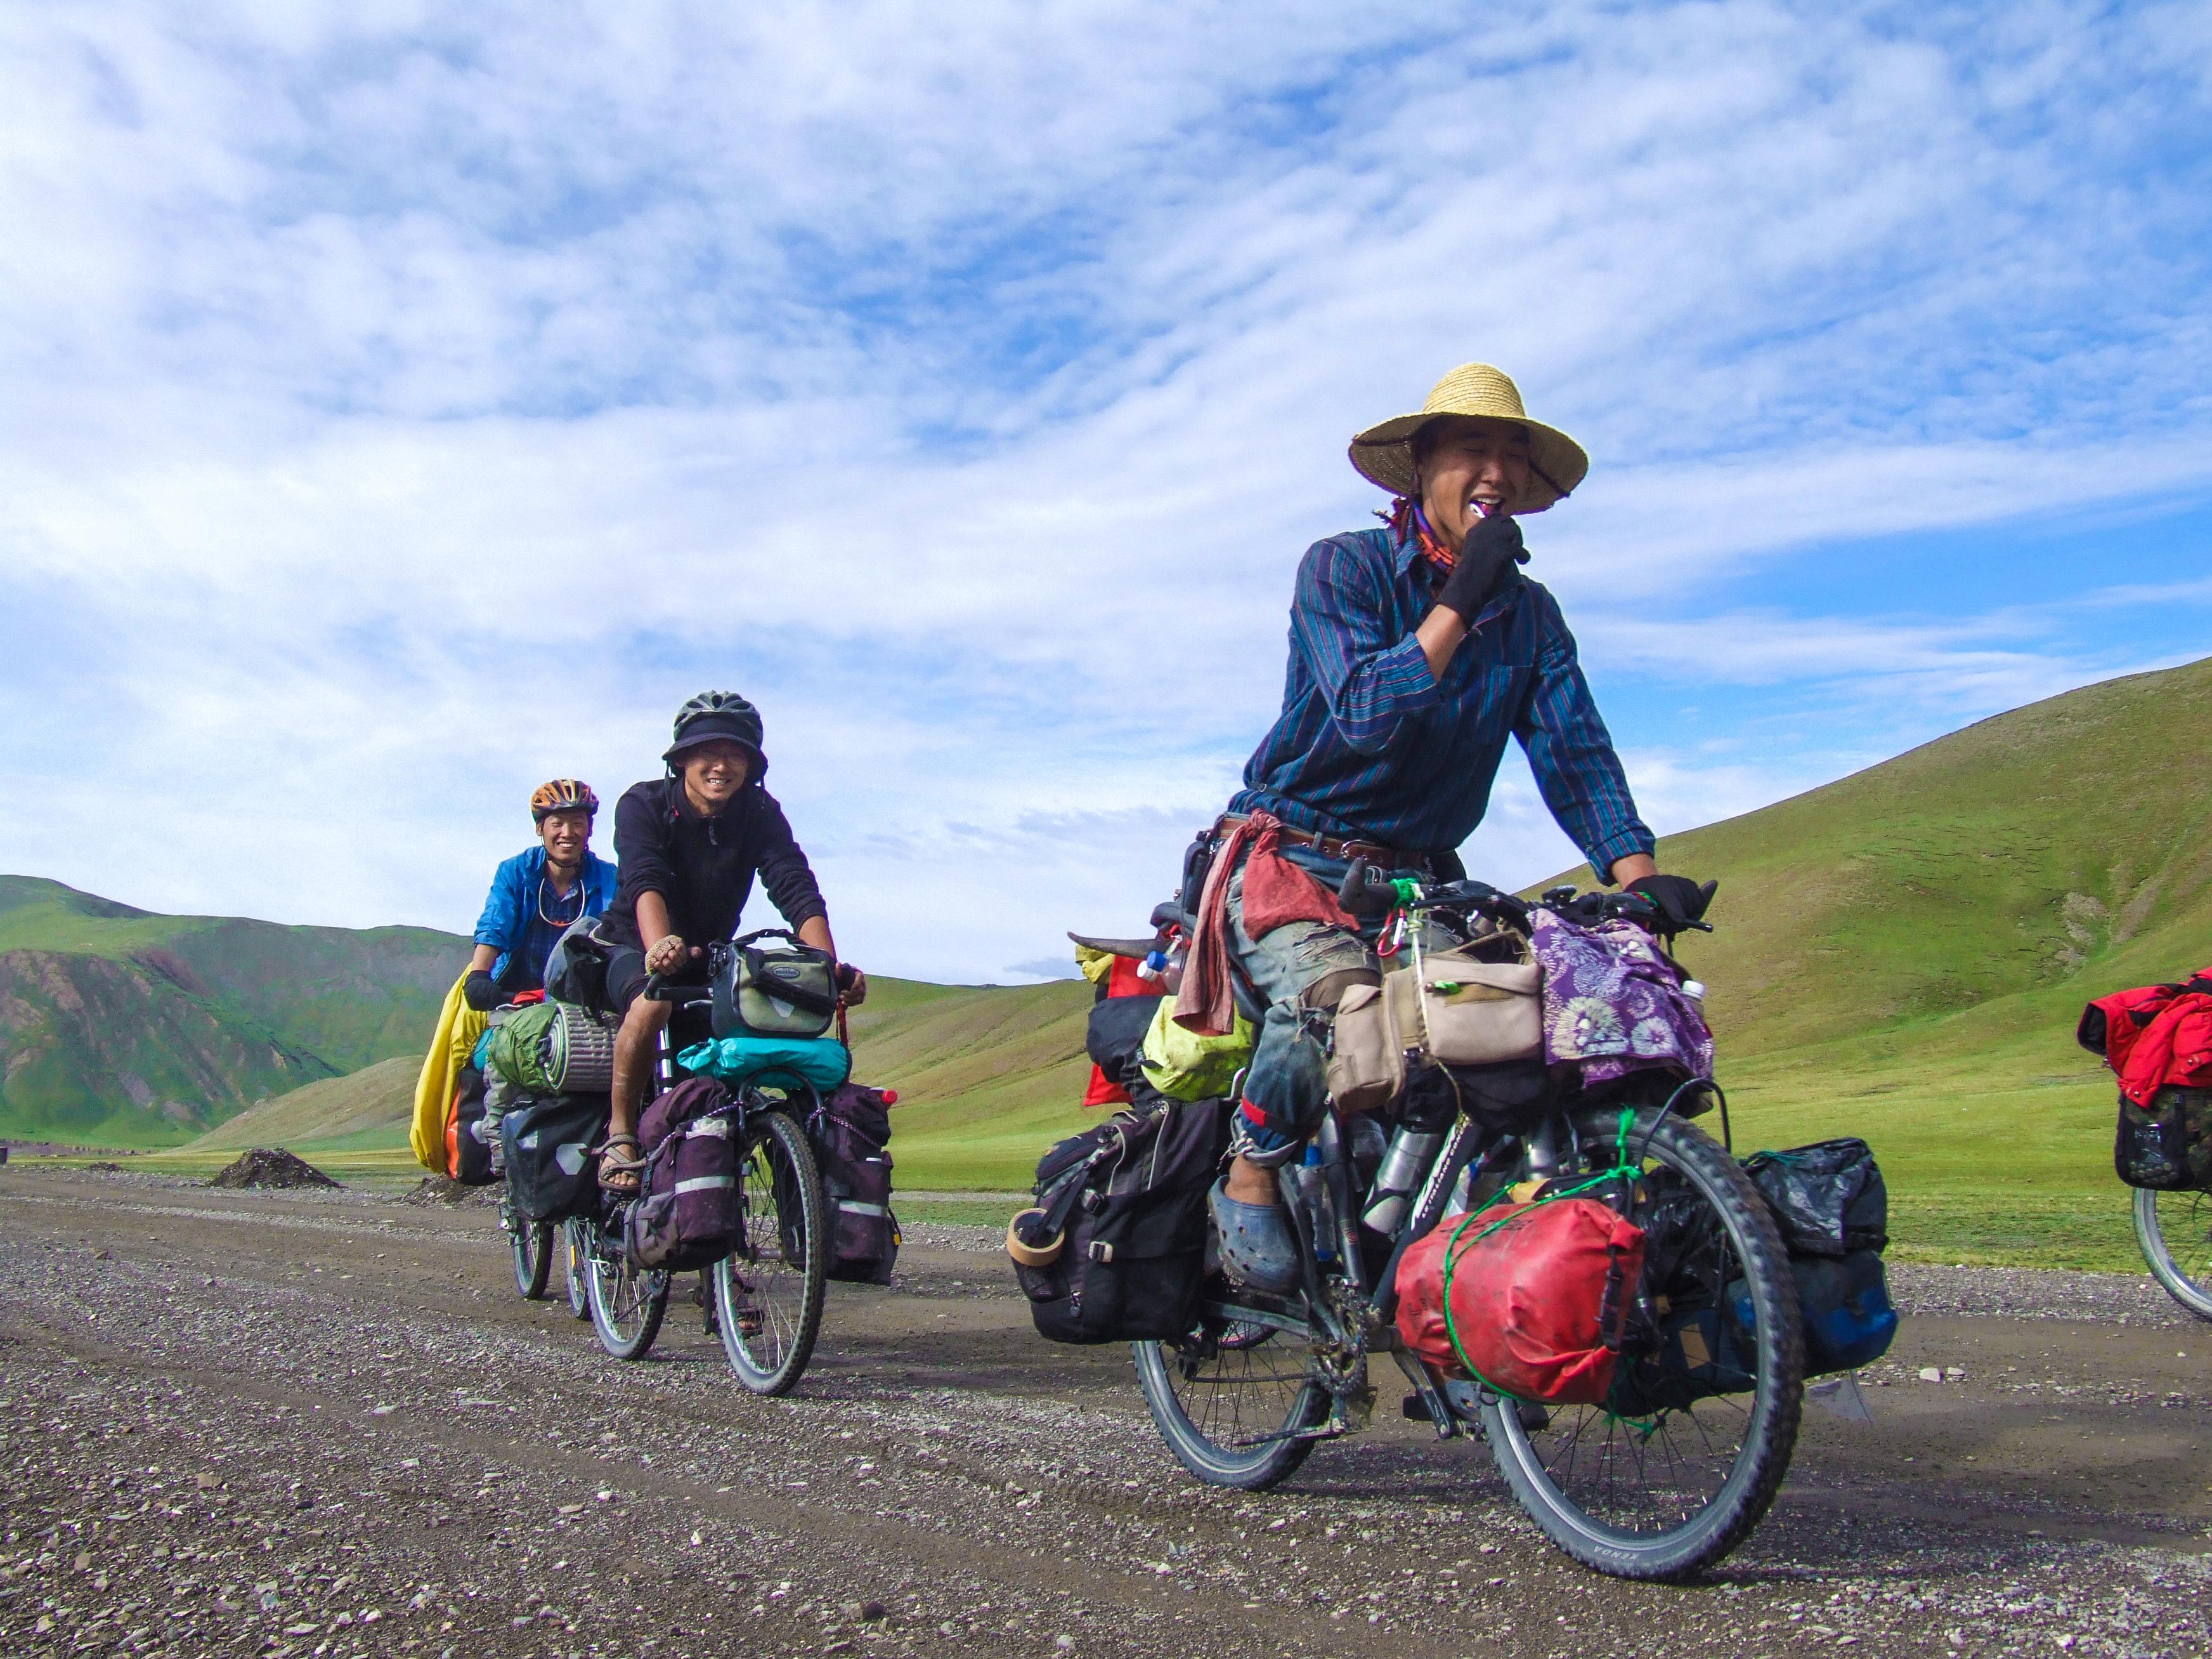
[626, 1076, 742, 1272]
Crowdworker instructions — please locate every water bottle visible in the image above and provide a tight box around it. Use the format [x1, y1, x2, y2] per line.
[1360, 1126, 1443, 1235]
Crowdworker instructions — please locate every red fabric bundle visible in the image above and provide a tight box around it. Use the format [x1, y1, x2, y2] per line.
[2081, 968, 2212, 1106]
[1174, 811, 1355, 1038]
[1395, 1198, 1646, 1405]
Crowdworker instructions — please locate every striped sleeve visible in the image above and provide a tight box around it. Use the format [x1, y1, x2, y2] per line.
[1290, 538, 1440, 754]
[1513, 587, 1654, 877]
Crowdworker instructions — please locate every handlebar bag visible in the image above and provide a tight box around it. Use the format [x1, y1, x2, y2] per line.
[1012, 1098, 1230, 1344]
[1395, 1197, 1646, 1404]
[1382, 950, 1542, 1069]
[500, 1091, 611, 1223]
[711, 934, 840, 1041]
[627, 1077, 742, 1272]
[810, 1083, 902, 1285]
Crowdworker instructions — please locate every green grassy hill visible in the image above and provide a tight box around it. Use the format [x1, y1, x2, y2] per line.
[1556, 654, 2212, 1268]
[19, 656, 2212, 1266]
[0, 876, 461, 1143]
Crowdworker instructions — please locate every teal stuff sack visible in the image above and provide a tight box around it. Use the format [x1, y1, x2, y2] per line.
[677, 1035, 852, 1095]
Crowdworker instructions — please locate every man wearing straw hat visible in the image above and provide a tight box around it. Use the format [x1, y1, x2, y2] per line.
[1187, 361, 1712, 1294]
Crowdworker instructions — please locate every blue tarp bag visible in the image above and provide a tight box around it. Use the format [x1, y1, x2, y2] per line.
[677, 1035, 852, 1095]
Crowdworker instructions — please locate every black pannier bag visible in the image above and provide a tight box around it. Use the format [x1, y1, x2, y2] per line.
[1740, 1139, 1889, 1257]
[1746, 1138, 1897, 1376]
[1009, 1098, 1229, 1344]
[810, 1083, 902, 1285]
[710, 930, 840, 1041]
[2114, 1086, 2212, 1191]
[1612, 1138, 1897, 1411]
[499, 1092, 611, 1223]
[448, 1065, 498, 1187]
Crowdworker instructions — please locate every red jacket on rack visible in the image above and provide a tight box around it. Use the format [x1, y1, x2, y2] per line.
[2079, 968, 2212, 1105]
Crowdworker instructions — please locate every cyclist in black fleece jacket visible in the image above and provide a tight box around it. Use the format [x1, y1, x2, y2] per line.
[597, 692, 864, 1194]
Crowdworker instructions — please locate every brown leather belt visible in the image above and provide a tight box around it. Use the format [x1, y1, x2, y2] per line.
[1211, 814, 1432, 873]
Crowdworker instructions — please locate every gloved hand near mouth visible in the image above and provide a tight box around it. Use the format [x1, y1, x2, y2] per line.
[1433, 511, 1525, 624]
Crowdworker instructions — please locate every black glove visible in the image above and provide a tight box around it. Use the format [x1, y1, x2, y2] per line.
[1432, 512, 1525, 623]
[462, 969, 502, 1012]
[1626, 875, 1717, 931]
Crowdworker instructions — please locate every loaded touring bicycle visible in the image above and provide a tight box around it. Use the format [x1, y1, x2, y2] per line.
[1024, 867, 1819, 1582]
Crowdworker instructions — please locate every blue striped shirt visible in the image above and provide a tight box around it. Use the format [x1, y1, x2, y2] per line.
[1226, 526, 1653, 875]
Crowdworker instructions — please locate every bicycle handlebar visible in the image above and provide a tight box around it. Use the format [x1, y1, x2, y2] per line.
[1335, 859, 1712, 939]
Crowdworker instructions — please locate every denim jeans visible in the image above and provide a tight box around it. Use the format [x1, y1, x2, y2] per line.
[1225, 845, 1462, 1163]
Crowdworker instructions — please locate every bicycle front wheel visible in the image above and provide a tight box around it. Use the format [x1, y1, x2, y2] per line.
[712, 1109, 827, 1395]
[587, 1222, 670, 1360]
[562, 1217, 591, 1320]
[1134, 1293, 1332, 1491]
[1478, 1104, 1804, 1581]
[2135, 1186, 2212, 1321]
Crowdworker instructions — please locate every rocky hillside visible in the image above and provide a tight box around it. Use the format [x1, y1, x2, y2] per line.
[0, 876, 462, 1143]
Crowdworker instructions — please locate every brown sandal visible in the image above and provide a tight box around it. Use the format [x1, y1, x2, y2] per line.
[597, 1134, 644, 1195]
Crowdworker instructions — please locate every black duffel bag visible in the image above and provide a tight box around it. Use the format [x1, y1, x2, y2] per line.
[499, 1092, 611, 1224]
[1007, 1098, 1229, 1344]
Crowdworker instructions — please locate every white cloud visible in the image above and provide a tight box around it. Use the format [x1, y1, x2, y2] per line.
[1, 1, 2208, 982]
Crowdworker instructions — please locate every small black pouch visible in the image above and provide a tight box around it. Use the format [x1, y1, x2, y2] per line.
[2116, 1086, 2212, 1190]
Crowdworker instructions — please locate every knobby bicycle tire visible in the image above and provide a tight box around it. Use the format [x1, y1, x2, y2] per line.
[712, 1109, 828, 1396]
[1478, 1105, 1804, 1580]
[1134, 1301, 1332, 1490]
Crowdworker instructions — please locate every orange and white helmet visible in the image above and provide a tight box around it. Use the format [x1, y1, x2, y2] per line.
[530, 779, 599, 823]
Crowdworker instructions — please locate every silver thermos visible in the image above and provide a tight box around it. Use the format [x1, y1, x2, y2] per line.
[1360, 1126, 1443, 1234]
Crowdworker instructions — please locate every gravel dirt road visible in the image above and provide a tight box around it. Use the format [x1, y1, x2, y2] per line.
[3, 1164, 2208, 1658]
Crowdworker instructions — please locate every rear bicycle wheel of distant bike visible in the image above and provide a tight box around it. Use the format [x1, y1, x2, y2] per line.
[711, 1109, 827, 1395]
[1134, 1292, 1332, 1491]
[587, 1216, 670, 1360]
[504, 1196, 553, 1300]
[1478, 1105, 1804, 1581]
[561, 1217, 592, 1320]
[2135, 1187, 2212, 1322]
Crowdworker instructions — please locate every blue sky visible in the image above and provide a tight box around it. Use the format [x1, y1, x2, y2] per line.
[3, 1, 2209, 982]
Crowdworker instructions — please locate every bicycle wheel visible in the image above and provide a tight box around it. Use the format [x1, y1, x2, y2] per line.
[1133, 1290, 1332, 1491]
[562, 1218, 591, 1320]
[509, 1215, 553, 1300]
[2134, 1186, 2212, 1321]
[1478, 1105, 1804, 1581]
[587, 1221, 670, 1361]
[712, 1109, 826, 1395]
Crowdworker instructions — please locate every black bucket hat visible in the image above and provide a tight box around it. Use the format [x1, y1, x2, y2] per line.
[663, 691, 766, 776]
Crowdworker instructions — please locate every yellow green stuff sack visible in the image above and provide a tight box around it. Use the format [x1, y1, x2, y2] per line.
[1140, 998, 1254, 1101]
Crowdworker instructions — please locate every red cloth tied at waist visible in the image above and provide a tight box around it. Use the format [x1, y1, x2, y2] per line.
[1173, 810, 1358, 1038]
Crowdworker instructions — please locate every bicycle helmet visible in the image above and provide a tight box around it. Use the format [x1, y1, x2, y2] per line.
[663, 690, 767, 775]
[530, 778, 599, 823]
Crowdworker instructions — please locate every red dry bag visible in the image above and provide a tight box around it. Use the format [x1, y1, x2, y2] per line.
[1395, 1197, 1646, 1404]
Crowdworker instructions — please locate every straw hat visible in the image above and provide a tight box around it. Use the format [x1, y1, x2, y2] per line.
[1348, 362, 1589, 513]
